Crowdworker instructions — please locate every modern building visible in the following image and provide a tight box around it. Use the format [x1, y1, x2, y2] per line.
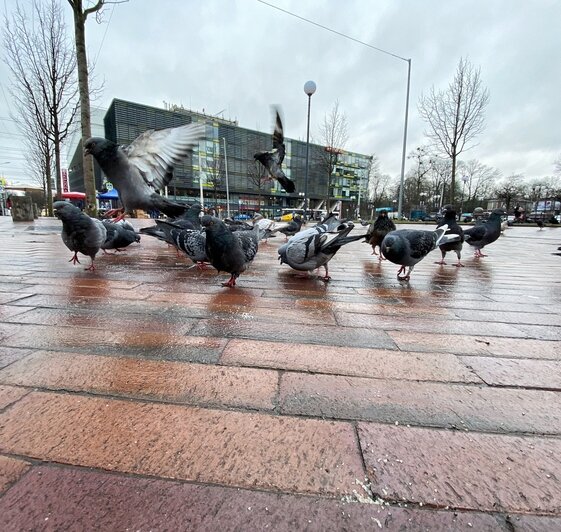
[68, 98, 372, 218]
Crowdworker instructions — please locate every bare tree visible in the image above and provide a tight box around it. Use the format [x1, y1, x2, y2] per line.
[3, 0, 80, 215]
[457, 159, 500, 209]
[555, 154, 561, 177]
[418, 57, 490, 204]
[367, 155, 391, 209]
[494, 175, 525, 212]
[318, 100, 349, 209]
[67, 0, 127, 215]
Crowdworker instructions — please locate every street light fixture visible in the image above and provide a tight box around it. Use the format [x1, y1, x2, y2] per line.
[303, 80, 316, 221]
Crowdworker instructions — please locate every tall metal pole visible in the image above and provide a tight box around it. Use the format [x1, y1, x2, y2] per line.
[198, 150, 204, 209]
[222, 137, 230, 218]
[397, 59, 411, 220]
[304, 81, 316, 221]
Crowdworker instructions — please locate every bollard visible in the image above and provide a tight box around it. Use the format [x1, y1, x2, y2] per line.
[10, 196, 35, 222]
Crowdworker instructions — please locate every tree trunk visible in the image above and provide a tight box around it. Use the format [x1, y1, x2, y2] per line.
[70, 1, 96, 216]
[450, 147, 457, 205]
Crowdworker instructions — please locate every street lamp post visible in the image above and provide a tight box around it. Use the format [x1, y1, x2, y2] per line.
[460, 175, 469, 215]
[303, 80, 316, 221]
[222, 137, 230, 218]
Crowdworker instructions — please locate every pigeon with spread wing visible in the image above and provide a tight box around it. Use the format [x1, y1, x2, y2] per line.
[84, 122, 205, 220]
[254, 108, 295, 193]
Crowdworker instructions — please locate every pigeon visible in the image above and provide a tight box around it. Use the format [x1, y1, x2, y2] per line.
[278, 214, 366, 281]
[381, 225, 460, 281]
[253, 107, 295, 193]
[537, 219, 544, 231]
[139, 203, 202, 243]
[201, 215, 260, 287]
[84, 122, 205, 220]
[463, 208, 504, 258]
[277, 215, 303, 241]
[142, 220, 208, 268]
[365, 210, 396, 260]
[435, 205, 465, 267]
[53, 200, 107, 271]
[101, 220, 141, 253]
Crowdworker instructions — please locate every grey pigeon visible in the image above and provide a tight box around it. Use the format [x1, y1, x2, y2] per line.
[365, 210, 396, 260]
[435, 205, 464, 267]
[139, 203, 202, 245]
[101, 220, 140, 253]
[463, 208, 504, 258]
[53, 201, 107, 271]
[84, 122, 205, 219]
[278, 214, 366, 281]
[254, 108, 295, 193]
[381, 225, 459, 281]
[201, 215, 260, 287]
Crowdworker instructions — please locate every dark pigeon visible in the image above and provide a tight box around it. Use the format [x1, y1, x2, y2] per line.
[463, 208, 504, 258]
[201, 215, 260, 287]
[139, 203, 202, 245]
[365, 210, 396, 260]
[53, 201, 106, 271]
[381, 225, 459, 281]
[101, 220, 140, 253]
[84, 123, 205, 219]
[435, 205, 465, 267]
[254, 108, 295, 193]
[278, 215, 366, 281]
[277, 215, 303, 241]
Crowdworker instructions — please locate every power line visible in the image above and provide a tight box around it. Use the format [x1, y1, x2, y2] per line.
[256, 0, 409, 62]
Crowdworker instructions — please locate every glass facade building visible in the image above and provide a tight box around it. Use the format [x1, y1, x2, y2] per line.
[69, 99, 372, 218]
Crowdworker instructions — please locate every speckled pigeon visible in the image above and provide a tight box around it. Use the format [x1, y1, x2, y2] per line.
[101, 220, 140, 253]
[381, 224, 459, 281]
[53, 201, 106, 271]
[278, 214, 366, 281]
[84, 122, 205, 220]
[201, 215, 260, 287]
[254, 108, 295, 193]
[463, 208, 504, 258]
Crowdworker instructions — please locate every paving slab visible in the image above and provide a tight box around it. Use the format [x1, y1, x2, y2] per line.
[0, 465, 509, 531]
[358, 422, 561, 514]
[0, 455, 30, 495]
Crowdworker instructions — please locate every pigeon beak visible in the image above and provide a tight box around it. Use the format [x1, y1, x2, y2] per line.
[84, 146, 91, 156]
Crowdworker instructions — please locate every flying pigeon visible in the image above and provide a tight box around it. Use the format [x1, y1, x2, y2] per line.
[253, 108, 295, 193]
[201, 215, 260, 287]
[53, 201, 107, 271]
[381, 225, 459, 281]
[463, 208, 504, 258]
[277, 215, 303, 241]
[365, 210, 396, 260]
[435, 205, 465, 267]
[101, 220, 140, 253]
[84, 122, 205, 220]
[278, 214, 365, 281]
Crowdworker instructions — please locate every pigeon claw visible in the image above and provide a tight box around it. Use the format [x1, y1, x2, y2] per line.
[454, 262, 465, 267]
[85, 262, 96, 272]
[434, 260, 447, 265]
[222, 274, 237, 288]
[69, 253, 81, 265]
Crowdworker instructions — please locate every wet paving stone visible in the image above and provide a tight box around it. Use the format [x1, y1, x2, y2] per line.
[222, 339, 480, 383]
[0, 465, 509, 531]
[0, 350, 278, 410]
[0, 455, 30, 495]
[0, 347, 32, 370]
[279, 372, 561, 434]
[0, 385, 29, 410]
[462, 356, 561, 389]
[190, 317, 397, 349]
[0, 392, 364, 496]
[358, 423, 561, 514]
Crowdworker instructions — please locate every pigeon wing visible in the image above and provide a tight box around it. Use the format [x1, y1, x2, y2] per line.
[408, 231, 437, 259]
[124, 122, 205, 191]
[234, 229, 259, 263]
[272, 109, 285, 165]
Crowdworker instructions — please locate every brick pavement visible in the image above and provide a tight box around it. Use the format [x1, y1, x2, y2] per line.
[0, 215, 560, 530]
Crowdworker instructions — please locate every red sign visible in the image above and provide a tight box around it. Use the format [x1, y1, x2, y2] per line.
[61, 168, 69, 193]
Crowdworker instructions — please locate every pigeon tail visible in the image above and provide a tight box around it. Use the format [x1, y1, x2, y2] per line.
[434, 224, 449, 247]
[149, 194, 190, 218]
[275, 174, 295, 193]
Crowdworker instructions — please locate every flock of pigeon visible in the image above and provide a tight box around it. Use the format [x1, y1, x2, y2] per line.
[52, 108, 505, 286]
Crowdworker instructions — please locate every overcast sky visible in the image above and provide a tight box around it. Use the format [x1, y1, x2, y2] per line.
[1, 0, 560, 187]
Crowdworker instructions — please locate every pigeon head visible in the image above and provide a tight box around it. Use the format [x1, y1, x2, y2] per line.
[379, 210, 388, 218]
[382, 233, 403, 257]
[84, 137, 117, 158]
[53, 200, 78, 219]
[200, 215, 222, 230]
